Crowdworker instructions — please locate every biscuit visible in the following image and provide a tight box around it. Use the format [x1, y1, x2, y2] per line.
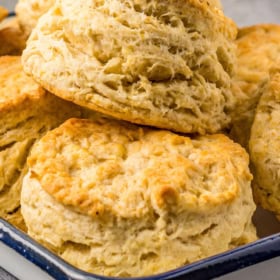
[0, 6, 8, 23]
[249, 67, 280, 220]
[0, 56, 83, 230]
[0, 19, 27, 56]
[230, 24, 280, 148]
[22, 0, 237, 135]
[22, 117, 257, 277]
[15, 0, 55, 36]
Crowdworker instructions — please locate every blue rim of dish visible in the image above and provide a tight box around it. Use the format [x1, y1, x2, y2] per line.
[1, 218, 280, 280]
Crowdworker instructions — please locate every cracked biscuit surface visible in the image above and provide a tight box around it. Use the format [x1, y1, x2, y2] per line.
[250, 67, 280, 220]
[22, 0, 237, 135]
[22, 117, 256, 277]
[0, 56, 82, 231]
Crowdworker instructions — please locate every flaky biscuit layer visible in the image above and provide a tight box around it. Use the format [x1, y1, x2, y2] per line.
[22, 0, 237, 134]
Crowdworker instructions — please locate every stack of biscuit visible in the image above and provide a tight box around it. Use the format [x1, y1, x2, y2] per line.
[18, 0, 257, 277]
[4, 0, 280, 277]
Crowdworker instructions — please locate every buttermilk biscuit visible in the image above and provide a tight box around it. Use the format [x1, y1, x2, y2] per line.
[22, 0, 237, 135]
[0, 19, 27, 56]
[249, 67, 280, 220]
[22, 118, 257, 277]
[0, 56, 83, 231]
[230, 24, 280, 148]
[15, 0, 55, 36]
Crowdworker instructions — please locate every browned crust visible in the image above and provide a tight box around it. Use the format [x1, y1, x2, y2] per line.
[28, 117, 249, 219]
[237, 24, 280, 39]
[0, 56, 46, 112]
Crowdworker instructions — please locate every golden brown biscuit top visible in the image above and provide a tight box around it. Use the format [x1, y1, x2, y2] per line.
[0, 56, 45, 109]
[237, 24, 280, 80]
[28, 118, 251, 219]
[234, 24, 280, 103]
